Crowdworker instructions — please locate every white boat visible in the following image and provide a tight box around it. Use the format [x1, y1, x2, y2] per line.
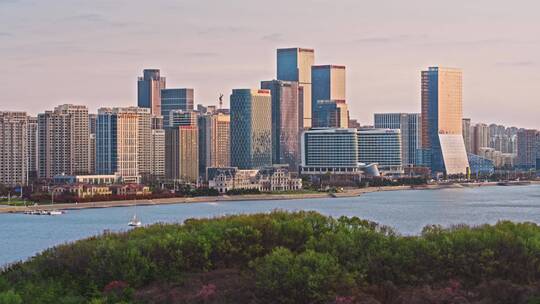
[48, 210, 64, 216]
[128, 214, 142, 227]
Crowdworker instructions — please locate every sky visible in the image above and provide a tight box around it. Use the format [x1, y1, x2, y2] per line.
[1, 0, 539, 129]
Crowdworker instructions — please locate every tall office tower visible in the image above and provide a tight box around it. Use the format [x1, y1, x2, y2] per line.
[138, 69, 166, 115]
[27, 116, 38, 180]
[89, 114, 97, 134]
[462, 118, 472, 154]
[517, 129, 539, 170]
[374, 113, 421, 166]
[96, 107, 152, 183]
[38, 104, 90, 179]
[358, 129, 403, 175]
[261, 80, 300, 171]
[421, 67, 469, 175]
[165, 111, 199, 182]
[198, 111, 230, 178]
[88, 114, 97, 174]
[277, 48, 314, 129]
[152, 115, 164, 130]
[311, 65, 346, 124]
[161, 88, 194, 127]
[301, 128, 359, 175]
[151, 129, 165, 179]
[315, 100, 349, 129]
[0, 112, 28, 186]
[230, 89, 272, 169]
[473, 123, 490, 155]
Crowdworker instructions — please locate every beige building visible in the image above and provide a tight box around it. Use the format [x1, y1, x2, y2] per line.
[0, 112, 28, 186]
[166, 111, 199, 183]
[27, 116, 39, 180]
[151, 129, 165, 179]
[38, 105, 90, 179]
[473, 123, 490, 155]
[198, 111, 230, 178]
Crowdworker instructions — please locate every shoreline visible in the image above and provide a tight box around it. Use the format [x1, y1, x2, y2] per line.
[1, 181, 538, 214]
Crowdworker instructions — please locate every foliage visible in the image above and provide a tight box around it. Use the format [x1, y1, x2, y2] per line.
[4, 212, 540, 303]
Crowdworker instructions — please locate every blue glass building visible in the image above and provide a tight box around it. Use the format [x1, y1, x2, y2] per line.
[161, 88, 194, 127]
[96, 110, 117, 175]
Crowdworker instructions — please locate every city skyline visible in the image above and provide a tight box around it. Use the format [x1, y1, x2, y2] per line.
[1, 0, 539, 129]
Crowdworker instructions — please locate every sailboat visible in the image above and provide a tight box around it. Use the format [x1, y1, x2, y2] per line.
[128, 214, 142, 227]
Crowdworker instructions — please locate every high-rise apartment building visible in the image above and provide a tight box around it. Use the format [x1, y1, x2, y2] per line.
[473, 123, 490, 155]
[421, 67, 469, 175]
[27, 116, 38, 180]
[358, 129, 403, 175]
[165, 111, 199, 182]
[96, 107, 153, 183]
[374, 113, 421, 166]
[311, 65, 346, 124]
[315, 100, 349, 129]
[161, 88, 194, 127]
[151, 129, 165, 179]
[462, 118, 472, 154]
[517, 129, 539, 170]
[38, 104, 90, 179]
[138, 69, 166, 115]
[230, 89, 272, 169]
[0, 112, 28, 186]
[301, 128, 359, 175]
[198, 111, 230, 179]
[260, 80, 300, 171]
[277, 48, 314, 129]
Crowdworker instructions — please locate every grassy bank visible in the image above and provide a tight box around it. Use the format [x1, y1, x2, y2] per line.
[3, 211, 540, 303]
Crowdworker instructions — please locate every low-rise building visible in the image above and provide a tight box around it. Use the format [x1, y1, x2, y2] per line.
[258, 167, 302, 192]
[207, 166, 302, 194]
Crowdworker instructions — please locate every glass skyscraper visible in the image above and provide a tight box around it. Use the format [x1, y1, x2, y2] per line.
[161, 88, 194, 127]
[230, 89, 272, 169]
[137, 69, 166, 115]
[374, 113, 421, 166]
[260, 80, 300, 171]
[315, 100, 349, 129]
[311, 65, 346, 126]
[421, 67, 469, 176]
[277, 48, 314, 129]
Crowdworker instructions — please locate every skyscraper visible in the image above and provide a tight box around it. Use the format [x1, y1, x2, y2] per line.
[96, 107, 153, 183]
[260, 80, 300, 171]
[138, 69, 166, 115]
[151, 129, 165, 179]
[421, 67, 469, 175]
[38, 104, 90, 179]
[311, 65, 346, 125]
[198, 111, 230, 178]
[161, 88, 194, 127]
[27, 116, 38, 180]
[277, 48, 314, 129]
[230, 89, 272, 169]
[473, 123, 490, 155]
[165, 111, 199, 182]
[315, 100, 349, 129]
[0, 112, 28, 186]
[374, 113, 421, 166]
[517, 129, 539, 170]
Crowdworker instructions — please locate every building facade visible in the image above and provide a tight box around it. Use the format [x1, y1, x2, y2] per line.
[198, 111, 230, 179]
[277, 47, 314, 129]
[311, 65, 346, 125]
[462, 118, 472, 154]
[160, 88, 194, 127]
[137, 69, 166, 115]
[358, 129, 403, 175]
[315, 100, 349, 129]
[517, 129, 539, 170]
[374, 113, 421, 166]
[421, 67, 469, 175]
[27, 116, 38, 180]
[0, 112, 28, 186]
[165, 111, 199, 182]
[230, 89, 272, 169]
[473, 123, 490, 155]
[261, 80, 301, 171]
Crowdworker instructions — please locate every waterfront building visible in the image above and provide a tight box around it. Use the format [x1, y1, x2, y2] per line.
[473, 123, 490, 155]
[467, 153, 495, 176]
[151, 129, 165, 179]
[421, 67, 469, 175]
[38, 104, 90, 179]
[230, 89, 272, 169]
[165, 111, 199, 182]
[257, 166, 303, 192]
[517, 129, 539, 171]
[53, 174, 120, 185]
[260, 80, 301, 171]
[358, 128, 403, 175]
[277, 47, 314, 129]
[161, 88, 194, 127]
[301, 128, 359, 175]
[0, 112, 28, 186]
[138, 69, 166, 115]
[198, 111, 230, 179]
[96, 107, 152, 183]
[374, 113, 421, 166]
[462, 118, 472, 154]
[26, 116, 38, 180]
[311, 65, 346, 125]
[315, 100, 349, 129]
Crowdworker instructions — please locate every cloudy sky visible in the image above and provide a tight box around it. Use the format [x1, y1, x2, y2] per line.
[1, 0, 539, 128]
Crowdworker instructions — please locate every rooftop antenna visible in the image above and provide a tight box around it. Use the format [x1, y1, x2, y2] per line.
[218, 94, 224, 109]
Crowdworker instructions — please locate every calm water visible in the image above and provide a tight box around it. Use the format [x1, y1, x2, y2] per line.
[1, 185, 540, 267]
